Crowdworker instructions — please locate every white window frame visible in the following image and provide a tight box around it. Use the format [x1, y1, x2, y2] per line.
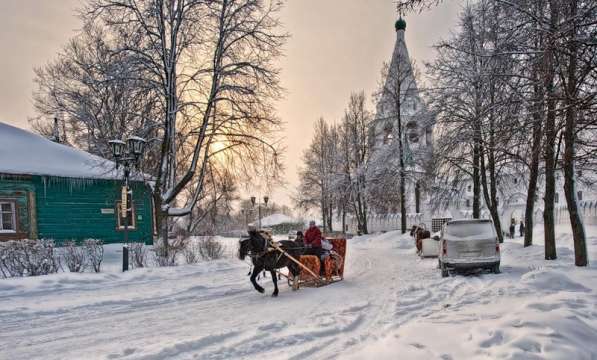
[0, 201, 17, 233]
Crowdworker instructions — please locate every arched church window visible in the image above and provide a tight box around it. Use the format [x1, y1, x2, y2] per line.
[406, 122, 418, 143]
[383, 123, 393, 145]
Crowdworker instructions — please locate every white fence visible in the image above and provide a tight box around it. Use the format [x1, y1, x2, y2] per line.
[555, 201, 597, 226]
[341, 200, 597, 235]
[345, 213, 424, 233]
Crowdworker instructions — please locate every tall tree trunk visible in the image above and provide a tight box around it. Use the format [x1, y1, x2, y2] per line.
[524, 3, 545, 247]
[153, 192, 169, 259]
[562, 0, 587, 266]
[525, 83, 544, 246]
[415, 181, 421, 213]
[341, 207, 346, 234]
[481, 151, 504, 244]
[543, 0, 558, 260]
[362, 201, 368, 234]
[473, 140, 481, 219]
[480, 83, 504, 243]
[398, 110, 406, 233]
[468, 13, 482, 220]
[327, 203, 333, 232]
[543, 96, 557, 260]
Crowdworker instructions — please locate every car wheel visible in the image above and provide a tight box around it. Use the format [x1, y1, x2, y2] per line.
[440, 261, 449, 278]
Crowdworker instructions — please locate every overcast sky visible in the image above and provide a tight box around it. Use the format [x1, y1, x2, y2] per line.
[0, 0, 462, 206]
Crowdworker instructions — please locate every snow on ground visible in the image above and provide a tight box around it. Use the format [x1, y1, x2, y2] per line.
[1, 226, 596, 359]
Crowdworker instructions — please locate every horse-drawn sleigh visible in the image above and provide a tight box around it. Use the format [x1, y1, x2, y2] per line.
[238, 229, 346, 296]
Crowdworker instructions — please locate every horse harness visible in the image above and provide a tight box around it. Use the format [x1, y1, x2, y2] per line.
[248, 234, 285, 265]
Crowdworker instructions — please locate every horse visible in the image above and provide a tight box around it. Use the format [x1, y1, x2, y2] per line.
[410, 224, 431, 254]
[238, 230, 303, 297]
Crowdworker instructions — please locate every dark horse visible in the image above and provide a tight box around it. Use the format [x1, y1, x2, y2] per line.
[238, 230, 303, 297]
[410, 224, 431, 254]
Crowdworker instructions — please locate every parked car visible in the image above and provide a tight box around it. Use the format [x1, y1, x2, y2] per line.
[438, 219, 500, 277]
[288, 230, 298, 240]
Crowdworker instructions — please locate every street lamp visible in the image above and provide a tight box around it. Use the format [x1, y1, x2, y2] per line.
[108, 136, 147, 272]
[240, 209, 247, 228]
[250, 196, 269, 229]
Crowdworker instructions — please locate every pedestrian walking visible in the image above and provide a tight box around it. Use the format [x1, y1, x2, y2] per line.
[509, 219, 515, 239]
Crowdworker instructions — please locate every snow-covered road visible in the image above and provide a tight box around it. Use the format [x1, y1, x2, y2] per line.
[1, 227, 596, 359]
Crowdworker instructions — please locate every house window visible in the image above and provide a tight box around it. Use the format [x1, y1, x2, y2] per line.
[514, 178, 518, 184]
[555, 193, 559, 203]
[577, 191, 583, 201]
[0, 202, 16, 233]
[466, 199, 471, 207]
[116, 200, 136, 230]
[467, 185, 472, 192]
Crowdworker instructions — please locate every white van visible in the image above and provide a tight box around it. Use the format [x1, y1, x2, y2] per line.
[439, 219, 500, 277]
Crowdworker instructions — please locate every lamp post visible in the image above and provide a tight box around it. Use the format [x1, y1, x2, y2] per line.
[241, 208, 249, 228]
[108, 136, 147, 272]
[250, 196, 269, 229]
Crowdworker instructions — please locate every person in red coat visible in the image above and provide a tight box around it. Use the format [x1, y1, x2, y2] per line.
[304, 220, 322, 248]
[304, 220, 325, 274]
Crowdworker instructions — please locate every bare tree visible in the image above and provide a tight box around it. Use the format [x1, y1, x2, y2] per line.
[297, 118, 336, 232]
[340, 92, 373, 234]
[31, 24, 161, 160]
[40, 0, 289, 260]
[297, 93, 373, 234]
[428, 0, 596, 265]
[426, 6, 486, 223]
[559, 0, 595, 266]
[395, 0, 445, 13]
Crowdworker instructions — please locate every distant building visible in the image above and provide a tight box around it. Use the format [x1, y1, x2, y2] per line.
[371, 17, 434, 158]
[0, 122, 154, 243]
[368, 17, 434, 214]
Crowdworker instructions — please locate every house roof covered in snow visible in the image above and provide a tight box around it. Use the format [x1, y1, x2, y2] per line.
[0, 121, 119, 180]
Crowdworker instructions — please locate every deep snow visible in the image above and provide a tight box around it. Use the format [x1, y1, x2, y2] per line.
[0, 226, 596, 359]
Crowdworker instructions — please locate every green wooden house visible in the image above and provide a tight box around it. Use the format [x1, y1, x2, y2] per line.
[0, 122, 154, 244]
